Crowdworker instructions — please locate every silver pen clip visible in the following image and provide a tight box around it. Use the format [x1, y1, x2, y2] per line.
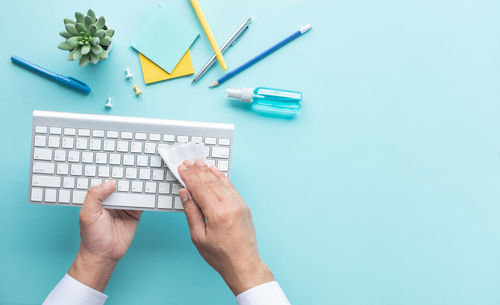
[231, 19, 252, 46]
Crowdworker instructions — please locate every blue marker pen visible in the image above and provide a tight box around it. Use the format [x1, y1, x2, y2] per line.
[226, 87, 302, 115]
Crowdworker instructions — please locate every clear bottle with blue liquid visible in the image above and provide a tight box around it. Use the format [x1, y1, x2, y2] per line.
[226, 87, 302, 115]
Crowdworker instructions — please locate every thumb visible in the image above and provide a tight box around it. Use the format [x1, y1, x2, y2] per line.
[83, 181, 116, 214]
[179, 188, 206, 244]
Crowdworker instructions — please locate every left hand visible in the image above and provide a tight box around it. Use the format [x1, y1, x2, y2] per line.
[68, 181, 143, 292]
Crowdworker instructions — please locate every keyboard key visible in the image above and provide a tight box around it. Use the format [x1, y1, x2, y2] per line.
[206, 159, 216, 167]
[217, 160, 229, 171]
[107, 131, 119, 138]
[123, 154, 135, 166]
[34, 135, 46, 147]
[77, 178, 89, 189]
[172, 184, 182, 195]
[49, 127, 62, 135]
[117, 141, 129, 152]
[126, 168, 137, 179]
[219, 138, 231, 146]
[150, 156, 162, 167]
[163, 134, 175, 142]
[109, 154, 121, 165]
[45, 189, 57, 202]
[32, 175, 60, 188]
[48, 136, 60, 148]
[111, 167, 123, 178]
[118, 180, 129, 192]
[205, 137, 216, 145]
[64, 128, 76, 136]
[57, 164, 69, 175]
[177, 135, 189, 143]
[144, 143, 156, 154]
[135, 133, 147, 140]
[91, 179, 102, 187]
[68, 151, 80, 162]
[152, 169, 164, 181]
[73, 191, 87, 204]
[78, 129, 90, 136]
[75, 138, 88, 149]
[158, 196, 172, 209]
[139, 169, 151, 180]
[93, 130, 105, 137]
[96, 153, 107, 164]
[103, 140, 116, 151]
[62, 137, 74, 149]
[204, 146, 210, 158]
[158, 144, 169, 151]
[33, 148, 52, 161]
[166, 170, 177, 181]
[191, 136, 203, 143]
[63, 177, 75, 188]
[98, 166, 110, 177]
[131, 181, 143, 192]
[32, 162, 55, 174]
[82, 152, 94, 163]
[59, 190, 70, 203]
[31, 188, 43, 201]
[158, 183, 170, 194]
[71, 164, 83, 176]
[90, 139, 101, 150]
[85, 165, 96, 176]
[103, 193, 155, 208]
[145, 182, 156, 193]
[121, 132, 133, 139]
[131, 142, 142, 153]
[174, 197, 184, 210]
[137, 155, 148, 167]
[212, 147, 230, 158]
[149, 134, 161, 141]
[35, 126, 47, 133]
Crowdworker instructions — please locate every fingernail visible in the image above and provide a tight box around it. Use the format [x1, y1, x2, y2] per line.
[179, 190, 189, 202]
[183, 160, 193, 166]
[194, 159, 206, 166]
[104, 180, 115, 188]
[178, 165, 188, 172]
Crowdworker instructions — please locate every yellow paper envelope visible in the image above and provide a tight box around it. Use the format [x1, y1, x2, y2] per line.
[138, 50, 194, 84]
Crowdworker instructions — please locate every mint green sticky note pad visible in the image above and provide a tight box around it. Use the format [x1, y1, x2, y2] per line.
[131, 3, 199, 73]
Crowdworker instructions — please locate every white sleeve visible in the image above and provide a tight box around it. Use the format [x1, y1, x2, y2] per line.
[42, 274, 108, 305]
[236, 281, 291, 305]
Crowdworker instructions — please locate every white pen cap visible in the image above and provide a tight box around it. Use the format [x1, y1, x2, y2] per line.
[226, 88, 254, 103]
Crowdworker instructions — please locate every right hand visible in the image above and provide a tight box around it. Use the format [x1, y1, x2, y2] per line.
[178, 159, 274, 295]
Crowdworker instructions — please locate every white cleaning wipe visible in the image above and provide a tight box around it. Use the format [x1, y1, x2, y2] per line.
[157, 142, 207, 187]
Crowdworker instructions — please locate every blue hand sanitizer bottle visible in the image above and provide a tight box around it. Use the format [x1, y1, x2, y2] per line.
[226, 87, 302, 115]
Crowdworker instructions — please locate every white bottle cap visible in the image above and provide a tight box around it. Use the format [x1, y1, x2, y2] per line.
[226, 88, 254, 103]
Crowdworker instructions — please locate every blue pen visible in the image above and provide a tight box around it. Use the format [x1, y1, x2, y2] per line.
[11, 55, 91, 94]
[209, 24, 312, 88]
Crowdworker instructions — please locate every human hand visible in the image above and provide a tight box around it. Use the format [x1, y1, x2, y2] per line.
[68, 181, 143, 292]
[178, 159, 274, 295]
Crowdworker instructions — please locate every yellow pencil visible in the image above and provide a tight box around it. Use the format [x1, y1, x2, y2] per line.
[189, 0, 228, 70]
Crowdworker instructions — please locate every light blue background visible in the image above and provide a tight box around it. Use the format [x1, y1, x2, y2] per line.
[1, 0, 500, 304]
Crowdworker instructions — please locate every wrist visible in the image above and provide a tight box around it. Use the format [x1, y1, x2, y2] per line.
[68, 249, 118, 292]
[223, 260, 274, 296]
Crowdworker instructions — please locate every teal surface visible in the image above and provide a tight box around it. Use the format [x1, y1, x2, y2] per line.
[1, 0, 500, 304]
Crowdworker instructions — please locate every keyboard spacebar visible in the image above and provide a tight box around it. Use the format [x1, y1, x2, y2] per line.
[102, 193, 156, 209]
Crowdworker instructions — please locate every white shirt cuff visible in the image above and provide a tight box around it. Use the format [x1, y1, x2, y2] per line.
[42, 274, 108, 305]
[236, 281, 290, 305]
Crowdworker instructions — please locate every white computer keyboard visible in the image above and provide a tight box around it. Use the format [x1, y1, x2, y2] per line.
[28, 110, 234, 212]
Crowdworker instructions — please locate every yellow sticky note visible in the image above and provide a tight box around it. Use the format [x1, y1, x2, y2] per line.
[138, 50, 194, 84]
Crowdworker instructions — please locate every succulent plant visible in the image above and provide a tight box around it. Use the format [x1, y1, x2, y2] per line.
[58, 9, 114, 67]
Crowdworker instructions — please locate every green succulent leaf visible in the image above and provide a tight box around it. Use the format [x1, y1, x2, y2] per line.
[99, 50, 108, 59]
[105, 29, 114, 38]
[79, 54, 90, 67]
[84, 16, 92, 29]
[75, 12, 84, 23]
[95, 16, 105, 30]
[91, 44, 103, 55]
[89, 24, 97, 36]
[100, 36, 112, 46]
[58, 41, 74, 50]
[87, 9, 96, 22]
[59, 30, 73, 39]
[81, 44, 91, 55]
[89, 52, 99, 64]
[65, 23, 79, 36]
[72, 46, 83, 60]
[96, 29, 106, 39]
[64, 18, 75, 25]
[90, 37, 100, 46]
[66, 36, 81, 48]
[75, 22, 87, 33]
[67, 47, 79, 60]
